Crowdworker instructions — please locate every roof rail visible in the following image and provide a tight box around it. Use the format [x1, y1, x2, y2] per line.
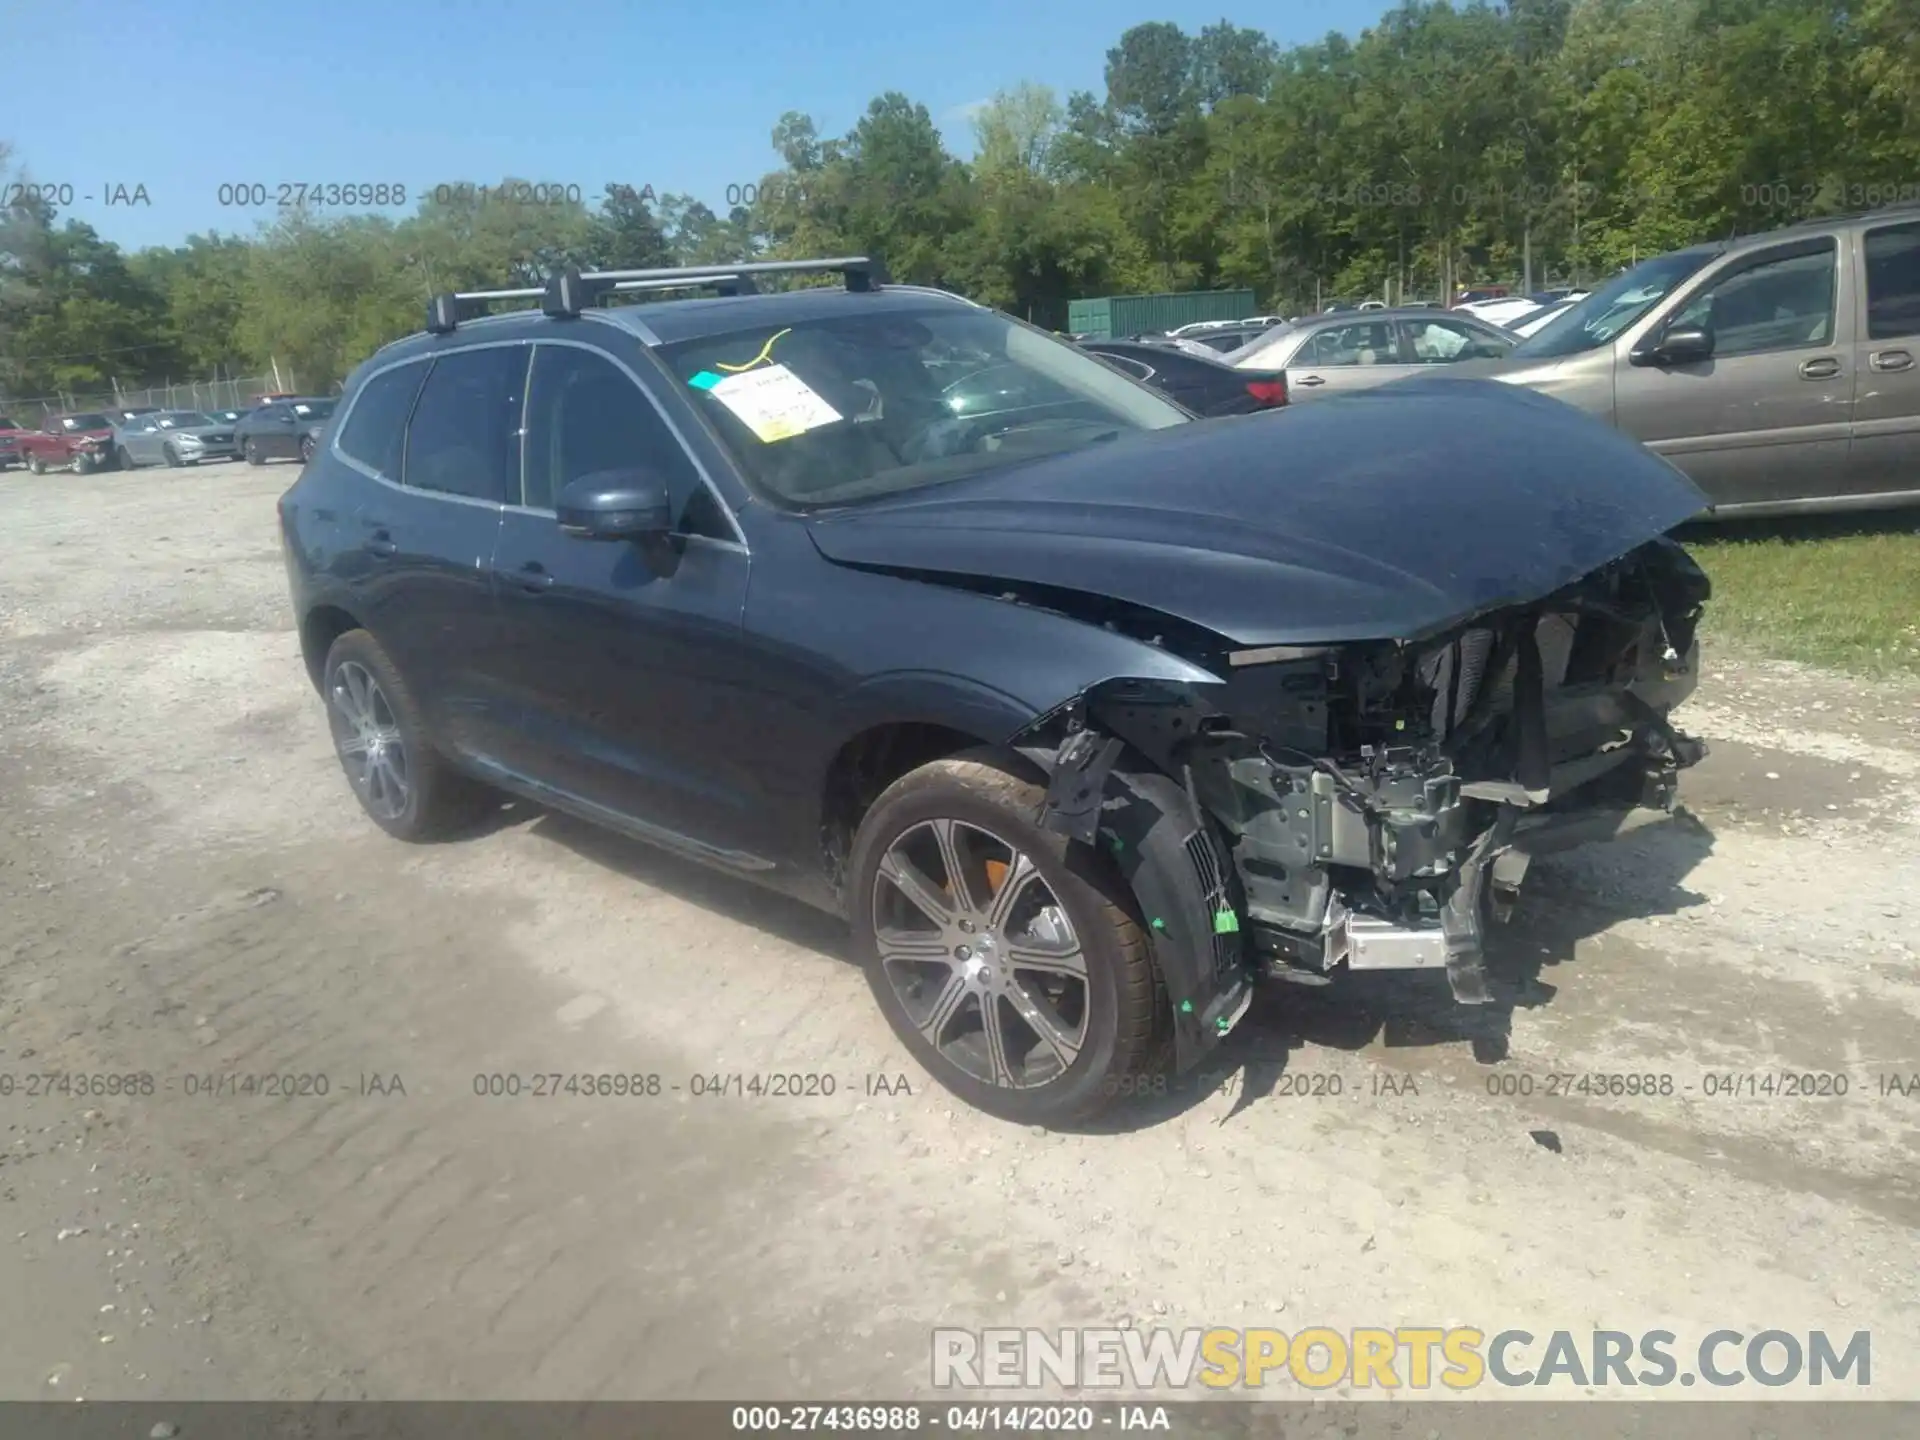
[425, 256, 889, 334]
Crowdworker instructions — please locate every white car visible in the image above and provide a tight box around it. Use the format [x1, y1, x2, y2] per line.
[1508, 295, 1588, 339]
[1455, 296, 1545, 328]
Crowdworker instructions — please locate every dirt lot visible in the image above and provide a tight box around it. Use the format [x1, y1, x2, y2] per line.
[2, 459, 1917, 1403]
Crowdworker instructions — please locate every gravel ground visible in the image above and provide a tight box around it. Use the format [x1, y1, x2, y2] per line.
[1, 459, 1916, 1403]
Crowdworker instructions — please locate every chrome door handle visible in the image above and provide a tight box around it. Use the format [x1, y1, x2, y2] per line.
[1296, 374, 1325, 387]
[1798, 357, 1840, 380]
[1870, 350, 1913, 373]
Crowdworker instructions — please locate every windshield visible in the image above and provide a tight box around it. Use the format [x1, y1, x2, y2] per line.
[1511, 249, 1718, 359]
[61, 413, 112, 430]
[656, 305, 1188, 507]
[158, 411, 213, 427]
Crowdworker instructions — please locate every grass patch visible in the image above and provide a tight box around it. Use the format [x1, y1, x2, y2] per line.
[1681, 511, 1920, 678]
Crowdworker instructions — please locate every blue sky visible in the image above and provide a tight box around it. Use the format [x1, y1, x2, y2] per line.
[6, 0, 1389, 252]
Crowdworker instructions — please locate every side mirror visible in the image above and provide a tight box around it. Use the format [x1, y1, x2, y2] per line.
[555, 472, 676, 541]
[1634, 324, 1714, 367]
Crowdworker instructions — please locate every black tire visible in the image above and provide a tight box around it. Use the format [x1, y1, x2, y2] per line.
[299, 434, 316, 465]
[29, 454, 46, 475]
[849, 749, 1168, 1125]
[243, 437, 263, 466]
[163, 443, 183, 468]
[320, 629, 496, 842]
[116, 447, 136, 471]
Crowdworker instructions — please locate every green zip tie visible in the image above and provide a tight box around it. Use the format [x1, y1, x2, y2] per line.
[1213, 908, 1240, 934]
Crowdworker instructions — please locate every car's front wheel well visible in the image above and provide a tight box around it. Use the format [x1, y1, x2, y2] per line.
[299, 604, 363, 692]
[820, 723, 1043, 902]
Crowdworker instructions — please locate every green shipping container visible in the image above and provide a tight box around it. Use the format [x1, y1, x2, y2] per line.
[1067, 289, 1258, 339]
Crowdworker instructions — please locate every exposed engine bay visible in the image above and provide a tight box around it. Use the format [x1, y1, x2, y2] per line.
[1018, 537, 1710, 1058]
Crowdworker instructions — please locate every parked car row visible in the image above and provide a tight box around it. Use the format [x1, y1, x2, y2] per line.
[2, 396, 338, 474]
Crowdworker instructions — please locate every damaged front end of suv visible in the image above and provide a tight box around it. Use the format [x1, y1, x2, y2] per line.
[1014, 536, 1709, 1071]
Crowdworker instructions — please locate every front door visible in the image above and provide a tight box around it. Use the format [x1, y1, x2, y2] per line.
[1284, 319, 1407, 399]
[487, 341, 761, 862]
[1849, 219, 1920, 500]
[1613, 236, 1853, 507]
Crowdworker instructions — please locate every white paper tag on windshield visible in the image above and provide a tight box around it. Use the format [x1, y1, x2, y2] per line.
[707, 364, 841, 443]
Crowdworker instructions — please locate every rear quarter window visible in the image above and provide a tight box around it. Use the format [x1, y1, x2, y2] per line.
[337, 363, 429, 480]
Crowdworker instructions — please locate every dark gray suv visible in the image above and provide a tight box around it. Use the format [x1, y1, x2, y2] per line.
[280, 258, 1713, 1125]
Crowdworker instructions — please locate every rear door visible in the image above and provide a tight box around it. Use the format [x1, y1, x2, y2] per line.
[1283, 319, 1407, 399]
[486, 340, 759, 859]
[341, 345, 524, 761]
[1849, 218, 1920, 499]
[1613, 236, 1851, 507]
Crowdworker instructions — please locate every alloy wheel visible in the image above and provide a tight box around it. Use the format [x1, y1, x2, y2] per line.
[327, 660, 410, 821]
[871, 817, 1090, 1090]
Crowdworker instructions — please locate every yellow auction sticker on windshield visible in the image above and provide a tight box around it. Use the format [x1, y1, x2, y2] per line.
[706, 363, 842, 443]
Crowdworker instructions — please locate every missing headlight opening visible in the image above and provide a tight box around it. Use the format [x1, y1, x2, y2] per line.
[1028, 537, 1710, 1028]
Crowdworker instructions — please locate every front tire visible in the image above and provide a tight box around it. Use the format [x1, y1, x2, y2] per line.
[163, 443, 183, 467]
[243, 437, 263, 466]
[29, 454, 47, 475]
[321, 629, 496, 842]
[116, 447, 136, 471]
[849, 750, 1168, 1125]
[299, 434, 316, 464]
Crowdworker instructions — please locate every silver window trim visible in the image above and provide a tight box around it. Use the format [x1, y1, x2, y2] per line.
[329, 336, 746, 548]
[329, 343, 516, 513]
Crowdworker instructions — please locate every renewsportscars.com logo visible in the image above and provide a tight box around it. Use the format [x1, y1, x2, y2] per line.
[932, 1327, 1872, 1392]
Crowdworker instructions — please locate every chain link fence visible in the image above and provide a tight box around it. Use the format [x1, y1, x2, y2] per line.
[0, 375, 295, 425]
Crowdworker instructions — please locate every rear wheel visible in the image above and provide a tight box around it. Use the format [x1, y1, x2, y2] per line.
[28, 454, 47, 475]
[320, 629, 496, 842]
[243, 437, 263, 466]
[299, 434, 317, 464]
[849, 751, 1168, 1125]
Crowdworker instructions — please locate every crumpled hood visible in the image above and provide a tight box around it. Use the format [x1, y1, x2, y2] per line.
[807, 378, 1707, 646]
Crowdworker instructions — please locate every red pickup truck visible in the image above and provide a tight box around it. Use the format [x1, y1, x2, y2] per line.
[16, 412, 117, 473]
[0, 415, 24, 470]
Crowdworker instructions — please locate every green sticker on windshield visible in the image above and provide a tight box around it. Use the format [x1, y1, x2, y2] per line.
[688, 370, 723, 390]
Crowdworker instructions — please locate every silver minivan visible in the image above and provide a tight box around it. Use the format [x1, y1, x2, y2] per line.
[1463, 206, 1920, 516]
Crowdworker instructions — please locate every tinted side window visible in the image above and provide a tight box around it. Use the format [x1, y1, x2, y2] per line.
[522, 345, 702, 513]
[337, 363, 427, 479]
[1864, 222, 1920, 341]
[1669, 242, 1836, 356]
[401, 346, 527, 503]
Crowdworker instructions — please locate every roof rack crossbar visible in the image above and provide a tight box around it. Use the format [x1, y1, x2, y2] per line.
[426, 286, 546, 334]
[573, 257, 885, 288]
[607, 275, 761, 297]
[428, 255, 888, 331]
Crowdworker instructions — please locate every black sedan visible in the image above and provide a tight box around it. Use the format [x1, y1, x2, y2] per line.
[1077, 339, 1288, 416]
[236, 397, 337, 465]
